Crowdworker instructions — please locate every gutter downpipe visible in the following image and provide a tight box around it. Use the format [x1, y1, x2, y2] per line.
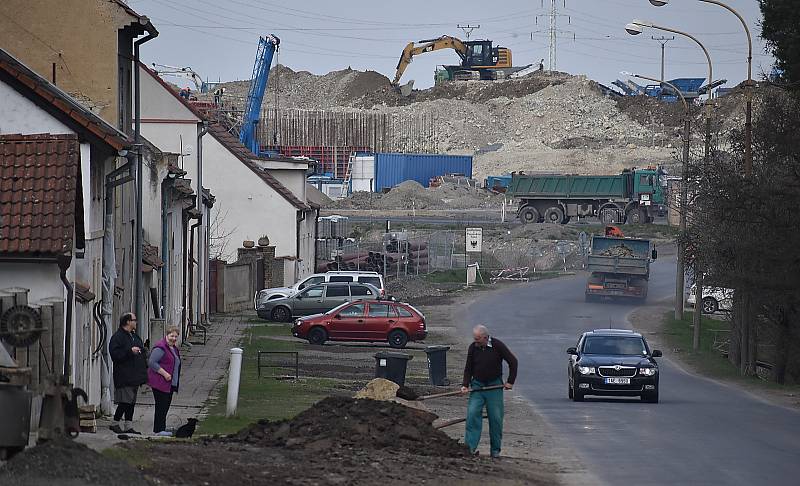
[188, 218, 201, 331]
[58, 256, 73, 382]
[196, 123, 208, 328]
[134, 29, 158, 331]
[160, 176, 175, 321]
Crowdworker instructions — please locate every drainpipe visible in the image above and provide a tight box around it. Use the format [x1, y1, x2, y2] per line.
[188, 218, 201, 329]
[196, 123, 208, 327]
[57, 255, 73, 383]
[160, 175, 177, 320]
[134, 30, 158, 330]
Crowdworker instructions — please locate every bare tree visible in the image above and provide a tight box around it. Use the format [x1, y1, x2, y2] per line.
[209, 204, 237, 262]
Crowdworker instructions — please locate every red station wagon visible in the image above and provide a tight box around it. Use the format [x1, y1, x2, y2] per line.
[291, 300, 427, 348]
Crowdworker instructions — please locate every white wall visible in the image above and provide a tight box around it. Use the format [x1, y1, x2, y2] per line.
[0, 82, 73, 134]
[0, 263, 64, 303]
[202, 135, 298, 262]
[268, 168, 307, 202]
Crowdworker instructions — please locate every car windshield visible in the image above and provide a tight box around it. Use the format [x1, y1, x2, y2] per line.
[583, 336, 648, 355]
[359, 276, 382, 289]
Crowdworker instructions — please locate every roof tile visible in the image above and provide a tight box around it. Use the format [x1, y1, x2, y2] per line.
[0, 133, 82, 257]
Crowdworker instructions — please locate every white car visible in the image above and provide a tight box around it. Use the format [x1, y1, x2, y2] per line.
[687, 285, 734, 314]
[254, 271, 385, 310]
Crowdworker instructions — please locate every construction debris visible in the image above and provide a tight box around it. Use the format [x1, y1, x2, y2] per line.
[599, 244, 637, 258]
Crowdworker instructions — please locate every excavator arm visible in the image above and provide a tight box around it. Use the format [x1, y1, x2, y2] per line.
[392, 36, 468, 85]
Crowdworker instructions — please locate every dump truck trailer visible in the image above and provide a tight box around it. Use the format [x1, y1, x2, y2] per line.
[585, 236, 655, 302]
[507, 168, 667, 224]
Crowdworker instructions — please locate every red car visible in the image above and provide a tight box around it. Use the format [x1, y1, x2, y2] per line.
[291, 300, 427, 348]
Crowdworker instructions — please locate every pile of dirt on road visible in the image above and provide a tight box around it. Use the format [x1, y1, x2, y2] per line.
[231, 396, 468, 457]
[0, 437, 148, 486]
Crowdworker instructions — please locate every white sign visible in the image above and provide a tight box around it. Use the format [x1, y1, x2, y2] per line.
[465, 227, 483, 252]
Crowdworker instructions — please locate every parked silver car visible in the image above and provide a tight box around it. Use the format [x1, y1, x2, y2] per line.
[257, 282, 380, 322]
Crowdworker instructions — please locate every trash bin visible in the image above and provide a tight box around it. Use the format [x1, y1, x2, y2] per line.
[424, 345, 450, 386]
[374, 351, 413, 387]
[0, 384, 32, 459]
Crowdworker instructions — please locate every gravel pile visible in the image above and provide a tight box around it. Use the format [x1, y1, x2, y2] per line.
[326, 180, 505, 210]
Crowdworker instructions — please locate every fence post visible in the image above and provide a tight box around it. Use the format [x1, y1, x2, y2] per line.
[226, 347, 243, 417]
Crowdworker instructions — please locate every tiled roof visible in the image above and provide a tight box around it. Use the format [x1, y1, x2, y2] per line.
[0, 49, 131, 151]
[0, 134, 84, 258]
[138, 64, 310, 211]
[111, 0, 158, 36]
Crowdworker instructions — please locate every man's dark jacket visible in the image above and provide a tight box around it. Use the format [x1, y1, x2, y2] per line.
[109, 328, 148, 388]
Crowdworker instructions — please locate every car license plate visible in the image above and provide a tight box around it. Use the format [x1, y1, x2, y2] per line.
[604, 377, 630, 385]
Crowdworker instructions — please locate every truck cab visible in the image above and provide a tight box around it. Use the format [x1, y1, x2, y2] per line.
[631, 168, 667, 217]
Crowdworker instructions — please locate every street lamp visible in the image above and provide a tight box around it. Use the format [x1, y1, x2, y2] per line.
[647, 0, 753, 176]
[626, 19, 713, 349]
[623, 71, 690, 321]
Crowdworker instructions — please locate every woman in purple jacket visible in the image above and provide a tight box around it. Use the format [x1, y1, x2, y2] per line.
[148, 326, 182, 436]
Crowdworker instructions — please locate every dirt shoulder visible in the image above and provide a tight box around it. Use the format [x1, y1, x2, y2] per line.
[627, 303, 800, 410]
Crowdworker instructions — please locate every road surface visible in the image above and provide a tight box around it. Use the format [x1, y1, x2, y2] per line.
[459, 257, 800, 485]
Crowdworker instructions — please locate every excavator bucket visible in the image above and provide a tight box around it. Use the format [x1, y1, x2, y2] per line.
[399, 80, 414, 97]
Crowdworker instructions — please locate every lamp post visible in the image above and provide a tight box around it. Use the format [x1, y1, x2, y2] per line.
[626, 20, 713, 350]
[623, 71, 690, 321]
[647, 0, 753, 176]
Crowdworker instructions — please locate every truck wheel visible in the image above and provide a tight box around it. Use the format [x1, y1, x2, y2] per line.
[626, 208, 645, 224]
[519, 207, 540, 224]
[544, 207, 565, 224]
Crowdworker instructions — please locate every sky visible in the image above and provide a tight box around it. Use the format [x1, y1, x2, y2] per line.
[128, 0, 774, 92]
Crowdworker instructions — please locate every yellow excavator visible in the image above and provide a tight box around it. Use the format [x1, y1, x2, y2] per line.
[392, 35, 526, 88]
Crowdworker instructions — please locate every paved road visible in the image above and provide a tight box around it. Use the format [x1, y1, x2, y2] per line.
[459, 257, 800, 485]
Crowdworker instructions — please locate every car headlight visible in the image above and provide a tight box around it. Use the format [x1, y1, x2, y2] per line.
[578, 366, 595, 375]
[639, 367, 657, 376]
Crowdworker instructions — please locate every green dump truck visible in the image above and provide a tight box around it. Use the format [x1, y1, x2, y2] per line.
[507, 167, 667, 224]
[585, 236, 656, 302]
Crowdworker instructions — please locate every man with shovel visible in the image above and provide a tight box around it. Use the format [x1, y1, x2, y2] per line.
[461, 324, 518, 458]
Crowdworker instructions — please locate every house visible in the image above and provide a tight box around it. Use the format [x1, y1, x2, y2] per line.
[0, 48, 131, 412]
[138, 63, 318, 285]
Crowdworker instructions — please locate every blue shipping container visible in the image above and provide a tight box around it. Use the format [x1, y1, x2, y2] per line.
[374, 153, 473, 192]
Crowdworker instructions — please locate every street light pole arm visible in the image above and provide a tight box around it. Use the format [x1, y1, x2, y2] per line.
[698, 0, 752, 81]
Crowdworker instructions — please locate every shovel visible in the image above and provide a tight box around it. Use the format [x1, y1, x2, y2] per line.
[415, 384, 506, 401]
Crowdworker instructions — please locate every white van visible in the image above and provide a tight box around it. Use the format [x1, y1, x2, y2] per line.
[254, 271, 385, 310]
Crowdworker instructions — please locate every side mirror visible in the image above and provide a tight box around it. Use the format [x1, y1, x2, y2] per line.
[296, 295, 303, 300]
[334, 314, 342, 319]
[651, 247, 658, 260]
[567, 347, 578, 355]
[652, 350, 662, 357]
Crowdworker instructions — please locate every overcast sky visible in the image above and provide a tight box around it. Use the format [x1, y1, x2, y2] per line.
[128, 0, 773, 92]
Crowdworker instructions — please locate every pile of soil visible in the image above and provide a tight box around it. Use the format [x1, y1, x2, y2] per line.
[231, 396, 468, 457]
[600, 244, 637, 257]
[0, 438, 149, 486]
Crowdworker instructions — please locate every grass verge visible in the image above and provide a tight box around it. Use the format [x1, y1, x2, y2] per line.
[662, 311, 800, 394]
[198, 323, 335, 436]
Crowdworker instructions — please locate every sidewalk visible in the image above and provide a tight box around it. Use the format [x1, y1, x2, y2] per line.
[76, 314, 249, 451]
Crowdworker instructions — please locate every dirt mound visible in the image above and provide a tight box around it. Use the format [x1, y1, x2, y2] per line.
[0, 437, 148, 486]
[231, 396, 468, 457]
[326, 181, 504, 211]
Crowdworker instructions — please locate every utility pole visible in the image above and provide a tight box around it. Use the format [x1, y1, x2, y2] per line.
[457, 24, 480, 40]
[651, 35, 674, 82]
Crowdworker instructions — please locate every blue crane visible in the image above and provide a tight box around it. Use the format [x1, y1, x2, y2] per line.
[240, 34, 280, 156]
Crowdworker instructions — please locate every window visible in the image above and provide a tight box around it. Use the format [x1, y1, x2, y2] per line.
[358, 276, 382, 289]
[300, 287, 323, 299]
[325, 286, 350, 298]
[328, 276, 353, 283]
[350, 285, 373, 296]
[299, 276, 324, 290]
[583, 336, 647, 356]
[339, 304, 365, 317]
[368, 304, 392, 318]
[397, 306, 414, 318]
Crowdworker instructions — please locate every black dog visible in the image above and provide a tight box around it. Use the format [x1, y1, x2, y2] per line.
[175, 418, 198, 438]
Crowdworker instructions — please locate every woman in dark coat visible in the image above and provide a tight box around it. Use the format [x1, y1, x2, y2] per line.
[108, 312, 148, 434]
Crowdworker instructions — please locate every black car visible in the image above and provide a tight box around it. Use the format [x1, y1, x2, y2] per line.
[567, 329, 662, 403]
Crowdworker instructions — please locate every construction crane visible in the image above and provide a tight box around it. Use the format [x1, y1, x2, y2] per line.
[239, 34, 280, 156]
[392, 35, 528, 87]
[151, 63, 211, 93]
